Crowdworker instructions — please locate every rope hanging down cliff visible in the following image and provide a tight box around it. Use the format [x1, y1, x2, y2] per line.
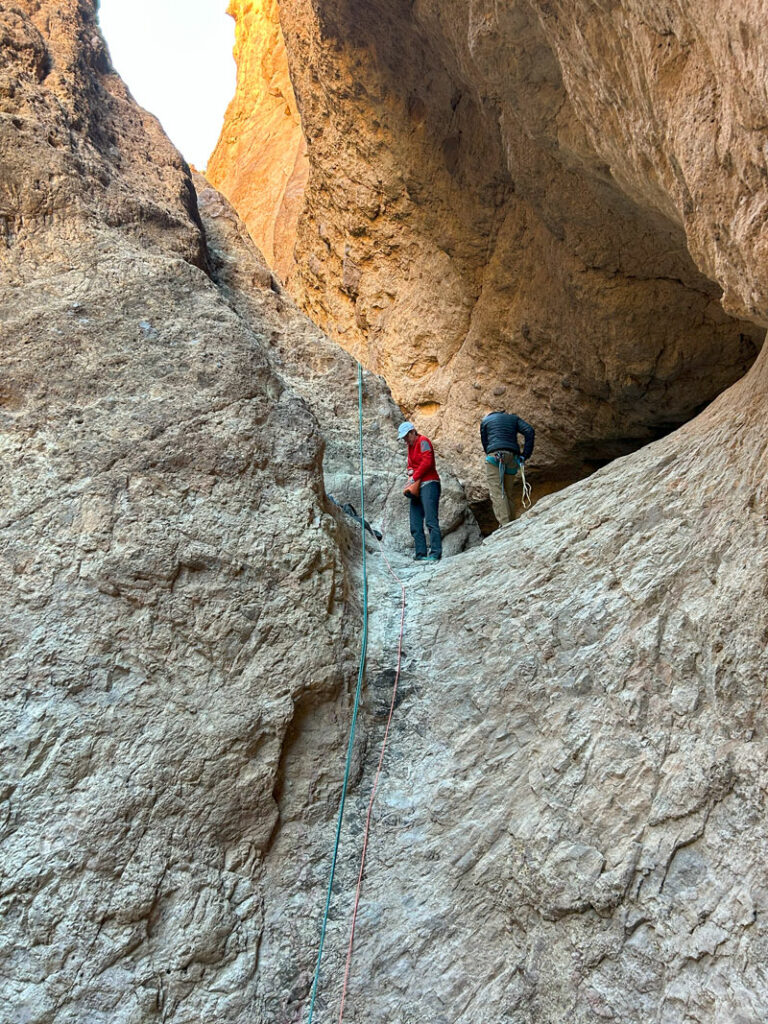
[337, 540, 406, 1022]
[306, 365, 408, 1024]
[305, 364, 370, 1024]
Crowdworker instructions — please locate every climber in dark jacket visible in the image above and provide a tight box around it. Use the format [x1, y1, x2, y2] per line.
[480, 411, 535, 526]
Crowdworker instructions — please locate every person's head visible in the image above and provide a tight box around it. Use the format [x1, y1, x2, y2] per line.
[397, 421, 417, 444]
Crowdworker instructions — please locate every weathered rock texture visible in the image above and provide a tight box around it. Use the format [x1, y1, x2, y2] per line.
[0, 4, 348, 1021]
[5, 1, 768, 1023]
[192, 172, 479, 556]
[211, 1, 768, 1020]
[527, 0, 768, 326]
[0, 3, 473, 1021]
[227, 0, 764, 495]
[291, 338, 768, 1024]
[207, 0, 307, 284]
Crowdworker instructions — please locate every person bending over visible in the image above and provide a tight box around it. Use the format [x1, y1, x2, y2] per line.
[480, 410, 535, 527]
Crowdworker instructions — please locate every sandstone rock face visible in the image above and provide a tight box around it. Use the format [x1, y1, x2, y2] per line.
[284, 342, 768, 1023]
[268, 0, 764, 496]
[2, 243, 345, 1022]
[0, 0, 206, 267]
[0, 4, 477, 1019]
[207, 0, 307, 283]
[193, 171, 480, 556]
[524, 0, 768, 326]
[202, 1, 768, 1019]
[0, 4, 352, 1020]
[5, 1, 768, 1023]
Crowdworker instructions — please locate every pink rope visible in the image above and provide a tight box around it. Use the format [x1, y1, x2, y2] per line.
[337, 543, 407, 1022]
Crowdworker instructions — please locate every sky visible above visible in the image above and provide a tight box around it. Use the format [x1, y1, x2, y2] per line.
[98, 0, 236, 170]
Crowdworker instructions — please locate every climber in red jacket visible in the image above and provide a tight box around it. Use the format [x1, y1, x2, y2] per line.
[398, 421, 442, 561]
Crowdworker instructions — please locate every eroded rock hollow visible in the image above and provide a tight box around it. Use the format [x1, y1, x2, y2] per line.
[213, 0, 765, 497]
[3, 1, 768, 1023]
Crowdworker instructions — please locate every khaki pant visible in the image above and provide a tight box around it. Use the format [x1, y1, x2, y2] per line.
[485, 457, 523, 526]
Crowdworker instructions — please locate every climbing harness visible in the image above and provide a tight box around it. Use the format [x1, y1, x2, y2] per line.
[487, 450, 532, 517]
[306, 364, 369, 1024]
[306, 366, 407, 1024]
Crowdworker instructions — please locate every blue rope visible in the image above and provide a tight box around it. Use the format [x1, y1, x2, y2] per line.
[306, 362, 369, 1023]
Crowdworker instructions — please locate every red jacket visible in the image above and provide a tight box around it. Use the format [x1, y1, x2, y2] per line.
[407, 434, 440, 485]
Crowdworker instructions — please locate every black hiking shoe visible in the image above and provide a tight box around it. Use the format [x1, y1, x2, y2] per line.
[414, 553, 428, 561]
[426, 552, 441, 562]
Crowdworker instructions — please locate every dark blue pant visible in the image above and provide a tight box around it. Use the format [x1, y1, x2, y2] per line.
[409, 480, 442, 557]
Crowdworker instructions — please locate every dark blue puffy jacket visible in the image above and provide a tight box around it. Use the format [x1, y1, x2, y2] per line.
[480, 412, 535, 460]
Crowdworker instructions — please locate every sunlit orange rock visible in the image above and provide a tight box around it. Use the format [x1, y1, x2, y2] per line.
[221, 0, 765, 498]
[207, 0, 307, 283]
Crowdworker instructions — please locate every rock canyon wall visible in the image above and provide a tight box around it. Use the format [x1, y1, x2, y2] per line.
[289, 336, 768, 1024]
[213, 0, 765, 496]
[207, 0, 307, 285]
[3, 1, 768, 1024]
[0, 4, 347, 1020]
[0, 2, 472, 1020]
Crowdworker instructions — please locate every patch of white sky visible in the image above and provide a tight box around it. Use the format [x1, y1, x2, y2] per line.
[98, 0, 236, 170]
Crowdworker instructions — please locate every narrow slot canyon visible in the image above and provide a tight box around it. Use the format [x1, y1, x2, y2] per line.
[2, 2, 768, 1023]
[205, 0, 764, 529]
